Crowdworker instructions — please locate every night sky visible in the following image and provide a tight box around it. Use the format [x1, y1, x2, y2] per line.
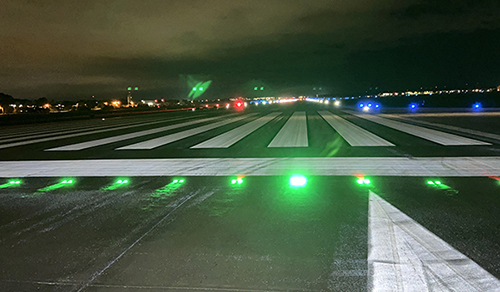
[1, 0, 499, 100]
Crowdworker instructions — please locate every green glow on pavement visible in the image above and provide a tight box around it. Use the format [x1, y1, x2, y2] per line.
[0, 179, 22, 188]
[289, 175, 307, 187]
[101, 178, 130, 191]
[37, 178, 75, 192]
[426, 180, 451, 190]
[143, 178, 187, 210]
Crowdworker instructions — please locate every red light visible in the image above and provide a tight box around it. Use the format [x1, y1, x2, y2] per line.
[155, 99, 158, 102]
[205, 104, 209, 107]
[161, 99, 165, 102]
[237, 102, 242, 107]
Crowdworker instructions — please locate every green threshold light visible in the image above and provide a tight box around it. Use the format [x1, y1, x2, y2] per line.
[357, 178, 371, 185]
[0, 179, 22, 188]
[231, 178, 244, 185]
[116, 179, 129, 184]
[427, 180, 449, 190]
[172, 179, 185, 184]
[290, 175, 307, 187]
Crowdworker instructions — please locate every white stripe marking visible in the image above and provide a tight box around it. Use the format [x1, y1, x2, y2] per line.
[384, 114, 500, 143]
[46, 116, 228, 151]
[2, 156, 500, 177]
[352, 113, 490, 146]
[268, 111, 308, 147]
[0, 115, 176, 140]
[318, 111, 394, 146]
[0, 116, 195, 150]
[117, 114, 255, 150]
[369, 191, 500, 291]
[191, 112, 281, 149]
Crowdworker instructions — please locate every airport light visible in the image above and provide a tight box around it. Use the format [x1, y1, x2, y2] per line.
[410, 103, 418, 109]
[0, 179, 22, 188]
[473, 102, 482, 109]
[231, 177, 244, 185]
[356, 177, 371, 186]
[289, 175, 307, 187]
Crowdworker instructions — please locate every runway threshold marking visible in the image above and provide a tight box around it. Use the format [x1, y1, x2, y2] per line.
[384, 114, 500, 142]
[46, 116, 229, 151]
[0, 116, 196, 150]
[268, 111, 308, 148]
[318, 111, 394, 147]
[368, 191, 500, 291]
[0, 115, 176, 141]
[351, 113, 490, 146]
[2, 156, 500, 177]
[116, 114, 257, 150]
[191, 112, 282, 149]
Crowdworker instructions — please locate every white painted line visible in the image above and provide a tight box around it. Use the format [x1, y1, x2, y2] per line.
[191, 112, 281, 149]
[0, 116, 196, 150]
[383, 111, 500, 118]
[0, 115, 177, 140]
[2, 156, 500, 177]
[46, 116, 227, 151]
[1, 116, 193, 145]
[368, 191, 500, 291]
[318, 111, 394, 147]
[352, 113, 490, 146]
[384, 114, 500, 143]
[268, 111, 308, 147]
[116, 114, 255, 150]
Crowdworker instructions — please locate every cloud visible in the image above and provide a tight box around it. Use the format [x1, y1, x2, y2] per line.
[1, 0, 499, 99]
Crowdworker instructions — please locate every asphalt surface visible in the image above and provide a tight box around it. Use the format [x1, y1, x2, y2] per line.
[1, 101, 500, 291]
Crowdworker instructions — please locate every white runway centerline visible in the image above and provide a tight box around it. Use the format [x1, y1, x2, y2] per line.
[318, 111, 394, 147]
[46, 116, 229, 151]
[116, 114, 255, 150]
[3, 156, 500, 177]
[191, 112, 282, 149]
[368, 191, 500, 291]
[352, 113, 490, 146]
[268, 111, 308, 147]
